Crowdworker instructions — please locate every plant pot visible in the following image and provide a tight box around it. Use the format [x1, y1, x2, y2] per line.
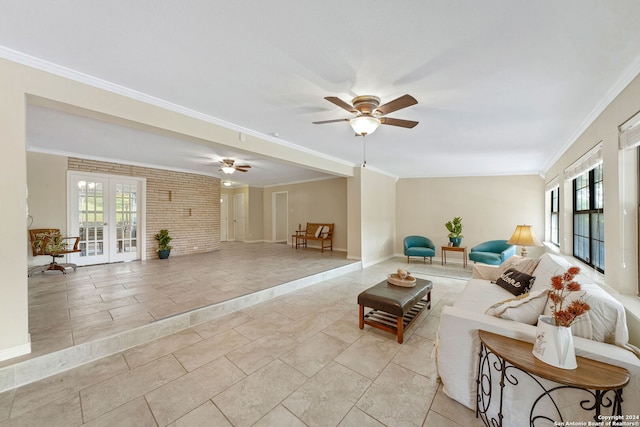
[532, 315, 577, 369]
[158, 249, 171, 259]
[449, 237, 462, 247]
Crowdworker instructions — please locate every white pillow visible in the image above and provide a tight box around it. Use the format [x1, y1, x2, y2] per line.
[321, 225, 330, 237]
[529, 253, 573, 293]
[485, 289, 549, 325]
[314, 226, 323, 238]
[543, 281, 628, 346]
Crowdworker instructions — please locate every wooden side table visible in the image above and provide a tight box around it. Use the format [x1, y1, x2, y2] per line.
[292, 230, 306, 249]
[441, 245, 467, 268]
[476, 330, 630, 427]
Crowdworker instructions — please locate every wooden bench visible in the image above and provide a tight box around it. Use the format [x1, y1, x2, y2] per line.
[293, 222, 334, 252]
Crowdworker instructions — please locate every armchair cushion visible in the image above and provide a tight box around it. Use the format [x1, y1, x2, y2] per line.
[403, 235, 436, 258]
[468, 239, 516, 265]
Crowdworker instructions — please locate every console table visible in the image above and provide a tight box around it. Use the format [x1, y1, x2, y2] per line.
[476, 330, 629, 427]
[441, 245, 467, 268]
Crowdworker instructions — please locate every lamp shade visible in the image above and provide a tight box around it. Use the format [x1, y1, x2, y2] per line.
[507, 225, 543, 256]
[350, 116, 381, 136]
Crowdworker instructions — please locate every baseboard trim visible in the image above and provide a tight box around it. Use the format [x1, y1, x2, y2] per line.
[0, 340, 31, 363]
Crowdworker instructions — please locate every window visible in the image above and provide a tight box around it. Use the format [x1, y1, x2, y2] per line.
[573, 164, 604, 272]
[549, 187, 559, 246]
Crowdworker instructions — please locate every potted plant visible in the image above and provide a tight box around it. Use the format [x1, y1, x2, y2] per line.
[445, 216, 464, 247]
[155, 229, 173, 259]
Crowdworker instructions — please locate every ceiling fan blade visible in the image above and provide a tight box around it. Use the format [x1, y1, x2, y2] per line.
[380, 117, 419, 128]
[375, 94, 417, 116]
[236, 168, 249, 172]
[236, 165, 251, 169]
[312, 118, 350, 124]
[324, 96, 357, 113]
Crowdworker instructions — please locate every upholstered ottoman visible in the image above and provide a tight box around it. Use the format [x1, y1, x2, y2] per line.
[357, 278, 432, 343]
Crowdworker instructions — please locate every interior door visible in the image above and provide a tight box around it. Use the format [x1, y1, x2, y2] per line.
[68, 172, 144, 265]
[234, 193, 245, 241]
[221, 193, 229, 241]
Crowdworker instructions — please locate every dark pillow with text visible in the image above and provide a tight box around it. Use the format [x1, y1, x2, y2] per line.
[495, 268, 536, 296]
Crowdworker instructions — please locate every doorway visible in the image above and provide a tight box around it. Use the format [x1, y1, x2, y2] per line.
[67, 172, 145, 265]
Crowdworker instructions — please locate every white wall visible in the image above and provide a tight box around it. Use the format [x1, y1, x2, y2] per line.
[396, 175, 545, 257]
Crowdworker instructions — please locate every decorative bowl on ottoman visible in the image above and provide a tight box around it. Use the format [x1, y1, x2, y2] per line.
[388, 273, 417, 287]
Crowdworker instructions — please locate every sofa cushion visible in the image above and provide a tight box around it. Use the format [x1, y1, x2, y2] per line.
[454, 279, 515, 313]
[495, 268, 536, 296]
[469, 251, 502, 265]
[406, 247, 436, 257]
[543, 281, 628, 346]
[485, 289, 549, 324]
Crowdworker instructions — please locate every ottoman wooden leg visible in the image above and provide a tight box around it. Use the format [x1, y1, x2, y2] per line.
[359, 305, 364, 329]
[397, 316, 404, 344]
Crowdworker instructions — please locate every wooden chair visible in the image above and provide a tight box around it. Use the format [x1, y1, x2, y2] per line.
[28, 228, 81, 276]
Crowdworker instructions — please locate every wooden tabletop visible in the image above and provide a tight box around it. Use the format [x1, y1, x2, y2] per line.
[479, 330, 629, 390]
[441, 246, 466, 252]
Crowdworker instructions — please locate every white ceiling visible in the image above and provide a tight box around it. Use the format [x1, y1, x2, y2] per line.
[3, 1, 640, 187]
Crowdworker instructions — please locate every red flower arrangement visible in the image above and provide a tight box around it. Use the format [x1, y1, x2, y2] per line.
[548, 266, 590, 327]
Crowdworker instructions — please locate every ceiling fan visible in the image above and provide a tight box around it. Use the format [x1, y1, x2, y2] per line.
[219, 159, 251, 174]
[313, 94, 419, 135]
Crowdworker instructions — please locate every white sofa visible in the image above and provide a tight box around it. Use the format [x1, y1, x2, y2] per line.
[436, 253, 640, 425]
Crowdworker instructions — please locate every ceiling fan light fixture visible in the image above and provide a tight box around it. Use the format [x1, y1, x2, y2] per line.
[350, 116, 381, 136]
[221, 166, 236, 174]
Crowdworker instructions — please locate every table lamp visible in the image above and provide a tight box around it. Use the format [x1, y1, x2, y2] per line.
[507, 225, 543, 257]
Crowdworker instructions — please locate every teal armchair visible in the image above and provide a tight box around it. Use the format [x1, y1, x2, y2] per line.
[404, 235, 436, 264]
[468, 240, 516, 265]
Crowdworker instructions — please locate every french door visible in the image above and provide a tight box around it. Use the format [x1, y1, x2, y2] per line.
[67, 172, 145, 265]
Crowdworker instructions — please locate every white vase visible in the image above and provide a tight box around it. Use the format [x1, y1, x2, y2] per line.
[532, 315, 577, 369]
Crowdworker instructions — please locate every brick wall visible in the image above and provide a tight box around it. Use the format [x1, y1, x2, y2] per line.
[68, 158, 221, 259]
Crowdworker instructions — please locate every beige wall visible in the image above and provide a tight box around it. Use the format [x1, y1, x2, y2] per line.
[0, 64, 29, 359]
[544, 72, 640, 345]
[396, 175, 546, 257]
[247, 187, 264, 242]
[360, 168, 397, 266]
[263, 178, 348, 251]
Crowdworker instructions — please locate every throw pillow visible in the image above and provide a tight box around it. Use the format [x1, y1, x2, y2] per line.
[543, 280, 628, 346]
[490, 256, 541, 283]
[485, 289, 549, 325]
[495, 268, 536, 296]
[314, 226, 322, 238]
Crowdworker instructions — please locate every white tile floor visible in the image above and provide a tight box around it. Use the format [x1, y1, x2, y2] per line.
[0, 243, 483, 426]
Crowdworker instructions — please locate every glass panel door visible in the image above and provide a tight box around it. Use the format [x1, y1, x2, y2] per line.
[74, 177, 109, 265]
[111, 180, 139, 262]
[68, 172, 143, 265]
